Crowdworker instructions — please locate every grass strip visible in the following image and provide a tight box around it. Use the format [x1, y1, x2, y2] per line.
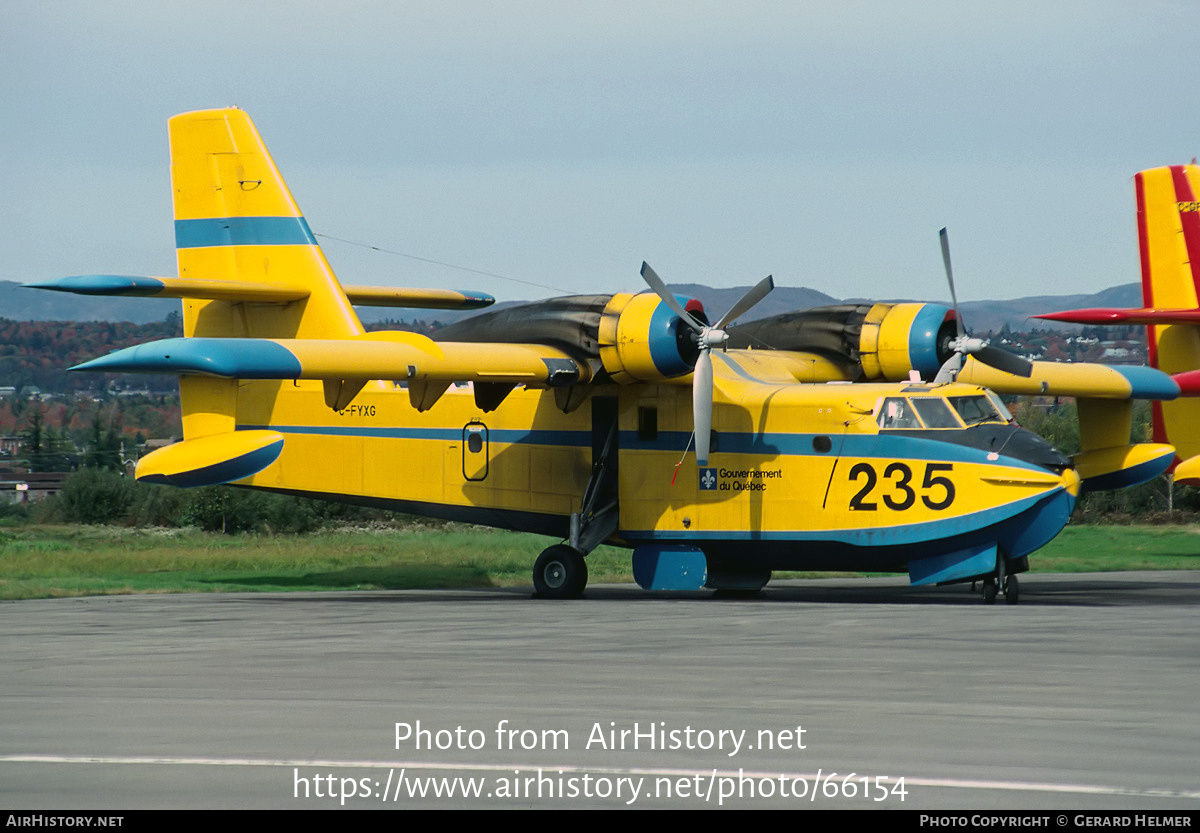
[0, 523, 1197, 600]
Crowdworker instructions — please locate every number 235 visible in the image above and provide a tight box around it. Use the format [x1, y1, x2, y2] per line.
[848, 462, 955, 511]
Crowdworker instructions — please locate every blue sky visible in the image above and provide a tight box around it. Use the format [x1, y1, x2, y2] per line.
[4, 1, 1200, 304]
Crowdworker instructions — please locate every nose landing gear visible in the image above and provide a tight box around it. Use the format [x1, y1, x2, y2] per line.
[980, 556, 1020, 605]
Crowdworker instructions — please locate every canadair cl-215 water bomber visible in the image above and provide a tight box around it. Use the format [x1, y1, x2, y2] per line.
[29, 109, 1179, 603]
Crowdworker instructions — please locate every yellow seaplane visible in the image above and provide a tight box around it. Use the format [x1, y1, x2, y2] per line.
[30, 109, 1180, 603]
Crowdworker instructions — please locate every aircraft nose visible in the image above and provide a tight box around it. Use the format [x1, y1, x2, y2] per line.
[1060, 465, 1081, 498]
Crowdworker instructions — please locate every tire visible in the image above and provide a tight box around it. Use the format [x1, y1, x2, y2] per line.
[533, 545, 588, 599]
[981, 578, 998, 605]
[1004, 573, 1019, 605]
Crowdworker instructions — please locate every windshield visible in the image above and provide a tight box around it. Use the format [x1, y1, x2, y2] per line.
[986, 390, 1015, 423]
[948, 395, 1005, 426]
[910, 397, 963, 428]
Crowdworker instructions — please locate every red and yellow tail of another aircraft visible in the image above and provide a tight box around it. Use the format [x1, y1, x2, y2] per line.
[1039, 164, 1200, 483]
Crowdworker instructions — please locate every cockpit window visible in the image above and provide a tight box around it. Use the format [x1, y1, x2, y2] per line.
[876, 397, 923, 429]
[948, 395, 1005, 426]
[986, 390, 1014, 423]
[910, 397, 962, 428]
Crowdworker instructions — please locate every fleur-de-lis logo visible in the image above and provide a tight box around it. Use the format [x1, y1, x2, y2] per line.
[700, 468, 717, 490]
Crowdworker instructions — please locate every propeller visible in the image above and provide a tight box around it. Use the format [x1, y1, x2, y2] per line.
[933, 228, 1034, 382]
[640, 262, 774, 466]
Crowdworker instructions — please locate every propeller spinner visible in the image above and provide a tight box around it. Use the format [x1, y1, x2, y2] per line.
[933, 228, 1034, 383]
[640, 262, 774, 467]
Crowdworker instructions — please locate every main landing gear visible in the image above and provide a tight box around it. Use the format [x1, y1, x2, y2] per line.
[532, 399, 617, 600]
[533, 545, 588, 599]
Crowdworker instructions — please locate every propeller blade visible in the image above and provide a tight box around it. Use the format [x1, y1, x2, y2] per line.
[975, 344, 1034, 378]
[693, 349, 713, 466]
[713, 274, 775, 330]
[640, 262, 703, 332]
[939, 228, 965, 339]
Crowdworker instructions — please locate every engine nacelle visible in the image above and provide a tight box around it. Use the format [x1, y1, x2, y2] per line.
[860, 302, 957, 381]
[598, 292, 702, 384]
[727, 302, 956, 382]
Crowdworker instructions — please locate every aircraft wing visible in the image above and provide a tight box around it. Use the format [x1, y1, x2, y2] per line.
[71, 334, 588, 411]
[25, 275, 495, 310]
[956, 356, 1179, 400]
[1035, 307, 1200, 325]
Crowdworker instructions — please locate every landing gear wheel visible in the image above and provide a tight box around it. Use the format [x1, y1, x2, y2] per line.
[981, 578, 998, 605]
[533, 545, 588, 599]
[1003, 573, 1019, 605]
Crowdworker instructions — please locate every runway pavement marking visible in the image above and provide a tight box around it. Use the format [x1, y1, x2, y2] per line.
[3, 755, 1198, 800]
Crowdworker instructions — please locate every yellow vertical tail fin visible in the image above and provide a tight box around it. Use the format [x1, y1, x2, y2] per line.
[170, 108, 364, 340]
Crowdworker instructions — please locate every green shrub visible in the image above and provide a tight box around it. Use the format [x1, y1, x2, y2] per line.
[57, 468, 135, 525]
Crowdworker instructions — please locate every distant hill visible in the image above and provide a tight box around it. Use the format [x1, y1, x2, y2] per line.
[1, 281, 178, 324]
[0, 279, 1143, 334]
[954, 284, 1142, 335]
[675, 282, 1142, 334]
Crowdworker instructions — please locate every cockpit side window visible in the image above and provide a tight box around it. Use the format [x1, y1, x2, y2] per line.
[910, 397, 962, 428]
[986, 390, 1015, 423]
[876, 397, 923, 429]
[948, 395, 1004, 426]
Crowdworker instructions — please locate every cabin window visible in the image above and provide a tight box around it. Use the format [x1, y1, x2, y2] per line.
[876, 397, 923, 429]
[638, 407, 658, 441]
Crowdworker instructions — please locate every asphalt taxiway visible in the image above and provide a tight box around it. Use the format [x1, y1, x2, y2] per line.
[2, 572, 1198, 809]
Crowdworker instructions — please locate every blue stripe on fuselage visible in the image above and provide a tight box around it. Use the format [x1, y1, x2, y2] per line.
[242, 423, 1051, 474]
[242, 424, 591, 446]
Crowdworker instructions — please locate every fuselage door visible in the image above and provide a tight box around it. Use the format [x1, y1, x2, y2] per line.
[463, 421, 489, 481]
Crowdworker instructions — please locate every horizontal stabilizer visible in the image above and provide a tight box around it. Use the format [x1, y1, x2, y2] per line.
[342, 285, 494, 310]
[1035, 307, 1200, 325]
[26, 275, 309, 302]
[1073, 444, 1175, 492]
[72, 336, 588, 388]
[1172, 370, 1200, 396]
[136, 430, 284, 487]
[958, 357, 1179, 400]
[27, 276, 494, 310]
